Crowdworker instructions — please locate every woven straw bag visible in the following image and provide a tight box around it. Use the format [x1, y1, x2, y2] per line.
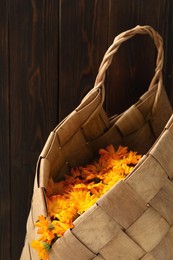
[21, 25, 173, 260]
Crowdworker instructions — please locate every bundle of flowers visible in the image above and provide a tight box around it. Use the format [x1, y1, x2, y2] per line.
[31, 144, 142, 259]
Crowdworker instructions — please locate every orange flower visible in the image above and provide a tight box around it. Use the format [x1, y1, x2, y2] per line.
[47, 195, 68, 217]
[113, 145, 128, 159]
[102, 170, 124, 186]
[80, 163, 100, 178]
[47, 195, 78, 223]
[87, 182, 105, 197]
[35, 215, 55, 243]
[71, 167, 81, 178]
[31, 240, 50, 260]
[72, 183, 88, 192]
[122, 151, 142, 165]
[69, 190, 98, 214]
[52, 220, 74, 237]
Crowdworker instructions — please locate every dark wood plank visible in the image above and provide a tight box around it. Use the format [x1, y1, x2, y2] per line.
[156, 0, 173, 105]
[0, 1, 11, 259]
[9, 0, 58, 258]
[106, 0, 162, 116]
[59, 0, 109, 120]
[44, 0, 59, 127]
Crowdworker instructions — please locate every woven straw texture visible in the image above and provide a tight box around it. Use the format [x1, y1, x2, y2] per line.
[21, 25, 173, 260]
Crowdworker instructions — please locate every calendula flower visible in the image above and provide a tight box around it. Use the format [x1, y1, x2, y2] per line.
[87, 181, 105, 197]
[98, 145, 125, 169]
[113, 145, 128, 159]
[80, 164, 99, 179]
[71, 167, 81, 178]
[46, 178, 70, 196]
[47, 195, 77, 223]
[31, 240, 50, 260]
[56, 205, 78, 224]
[103, 171, 124, 187]
[119, 163, 134, 176]
[72, 183, 88, 192]
[35, 215, 55, 243]
[69, 190, 98, 214]
[122, 151, 142, 165]
[52, 220, 74, 237]
[102, 176, 123, 195]
[31, 144, 142, 259]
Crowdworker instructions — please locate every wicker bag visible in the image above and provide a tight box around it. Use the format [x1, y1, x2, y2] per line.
[21, 25, 173, 260]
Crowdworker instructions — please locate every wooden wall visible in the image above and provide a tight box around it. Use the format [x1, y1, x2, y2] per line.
[0, 1, 173, 259]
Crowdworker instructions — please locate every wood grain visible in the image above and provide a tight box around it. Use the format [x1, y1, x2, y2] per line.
[159, 0, 173, 104]
[9, 0, 58, 258]
[59, 0, 109, 120]
[0, 1, 10, 259]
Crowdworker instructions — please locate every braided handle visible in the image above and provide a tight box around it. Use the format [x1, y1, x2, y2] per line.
[94, 25, 163, 89]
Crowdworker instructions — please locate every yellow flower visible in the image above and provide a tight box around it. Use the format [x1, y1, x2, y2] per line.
[102, 170, 123, 185]
[113, 145, 128, 159]
[72, 183, 88, 192]
[69, 190, 98, 214]
[119, 163, 134, 176]
[46, 178, 68, 196]
[52, 220, 74, 237]
[80, 163, 100, 179]
[122, 151, 142, 165]
[71, 167, 81, 178]
[31, 240, 50, 260]
[56, 205, 78, 224]
[47, 195, 78, 223]
[87, 182, 105, 197]
[34, 215, 55, 243]
[47, 195, 68, 218]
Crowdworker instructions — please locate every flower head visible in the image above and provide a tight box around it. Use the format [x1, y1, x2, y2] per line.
[34, 215, 55, 243]
[69, 190, 98, 215]
[31, 240, 50, 260]
[47, 195, 77, 223]
[52, 220, 74, 237]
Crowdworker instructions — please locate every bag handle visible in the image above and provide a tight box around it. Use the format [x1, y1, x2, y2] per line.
[94, 25, 163, 90]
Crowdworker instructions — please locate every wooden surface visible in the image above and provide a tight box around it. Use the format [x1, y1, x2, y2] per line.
[0, 0, 173, 259]
[0, 1, 10, 260]
[9, 1, 59, 258]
